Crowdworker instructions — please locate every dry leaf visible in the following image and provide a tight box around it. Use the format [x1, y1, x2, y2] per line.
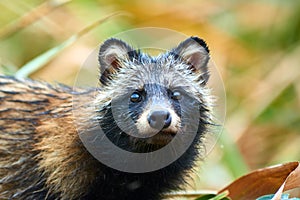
[218, 162, 300, 200]
[272, 162, 300, 200]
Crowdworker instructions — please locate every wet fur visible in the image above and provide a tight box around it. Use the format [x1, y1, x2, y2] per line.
[0, 37, 212, 200]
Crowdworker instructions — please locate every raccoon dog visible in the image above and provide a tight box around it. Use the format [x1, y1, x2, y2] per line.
[0, 36, 212, 200]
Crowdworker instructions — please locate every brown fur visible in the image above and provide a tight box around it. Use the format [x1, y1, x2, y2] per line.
[0, 76, 97, 199]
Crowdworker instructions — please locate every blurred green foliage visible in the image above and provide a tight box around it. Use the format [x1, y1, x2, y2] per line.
[0, 0, 299, 198]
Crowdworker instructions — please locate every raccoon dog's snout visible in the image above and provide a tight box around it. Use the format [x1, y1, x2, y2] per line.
[147, 109, 172, 130]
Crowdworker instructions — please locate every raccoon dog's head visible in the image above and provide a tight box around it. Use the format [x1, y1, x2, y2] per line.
[96, 37, 212, 152]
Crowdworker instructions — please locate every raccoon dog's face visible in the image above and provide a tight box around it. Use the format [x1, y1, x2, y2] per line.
[96, 37, 211, 152]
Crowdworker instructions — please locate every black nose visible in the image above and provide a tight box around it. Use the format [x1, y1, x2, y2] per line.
[147, 110, 172, 130]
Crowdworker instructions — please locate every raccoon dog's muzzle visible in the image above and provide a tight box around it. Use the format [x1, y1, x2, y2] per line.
[135, 100, 180, 145]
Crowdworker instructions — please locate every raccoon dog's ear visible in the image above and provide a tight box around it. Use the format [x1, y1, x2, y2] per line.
[98, 38, 137, 85]
[173, 36, 210, 84]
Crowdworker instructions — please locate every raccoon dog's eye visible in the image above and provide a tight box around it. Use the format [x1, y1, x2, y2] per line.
[171, 90, 182, 100]
[130, 92, 142, 103]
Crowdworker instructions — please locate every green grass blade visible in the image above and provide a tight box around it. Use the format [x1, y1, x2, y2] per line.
[15, 12, 124, 78]
[0, 0, 71, 39]
[220, 129, 249, 178]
